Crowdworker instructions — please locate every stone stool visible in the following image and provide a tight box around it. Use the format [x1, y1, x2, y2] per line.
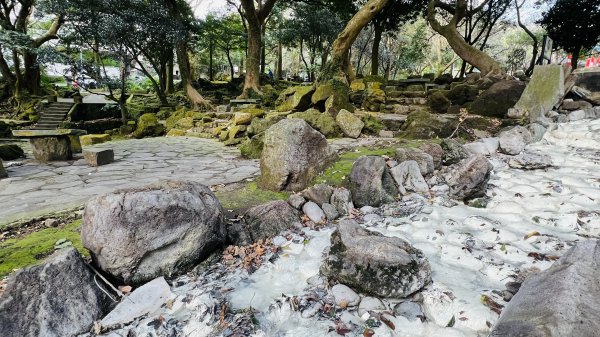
[83, 149, 114, 167]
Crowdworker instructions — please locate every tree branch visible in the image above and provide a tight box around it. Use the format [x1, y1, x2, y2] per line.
[33, 15, 64, 47]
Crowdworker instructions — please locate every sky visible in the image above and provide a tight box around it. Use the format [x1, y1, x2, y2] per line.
[191, 0, 231, 19]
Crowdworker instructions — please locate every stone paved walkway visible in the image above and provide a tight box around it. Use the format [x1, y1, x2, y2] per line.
[0, 137, 260, 227]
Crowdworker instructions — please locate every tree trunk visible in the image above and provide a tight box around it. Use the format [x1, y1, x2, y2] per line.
[571, 46, 581, 71]
[276, 42, 283, 80]
[240, 15, 263, 97]
[260, 25, 266, 75]
[209, 39, 214, 81]
[166, 54, 174, 94]
[119, 61, 129, 124]
[226, 49, 235, 80]
[371, 23, 383, 76]
[321, 0, 390, 83]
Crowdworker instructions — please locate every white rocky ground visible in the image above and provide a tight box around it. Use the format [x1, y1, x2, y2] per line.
[93, 118, 600, 337]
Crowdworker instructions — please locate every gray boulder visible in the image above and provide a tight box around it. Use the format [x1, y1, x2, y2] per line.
[322, 203, 340, 220]
[302, 184, 334, 206]
[568, 110, 586, 121]
[395, 148, 434, 176]
[336, 109, 365, 138]
[0, 159, 6, 179]
[470, 80, 527, 118]
[82, 181, 226, 284]
[499, 126, 533, 155]
[287, 194, 306, 209]
[244, 200, 303, 242]
[0, 248, 114, 337]
[441, 139, 470, 165]
[490, 240, 600, 337]
[420, 143, 444, 169]
[463, 138, 500, 156]
[508, 152, 552, 170]
[349, 156, 398, 208]
[444, 155, 493, 200]
[321, 220, 431, 298]
[528, 123, 547, 143]
[512, 65, 565, 119]
[260, 119, 337, 191]
[390, 161, 429, 195]
[303, 201, 326, 223]
[330, 187, 354, 215]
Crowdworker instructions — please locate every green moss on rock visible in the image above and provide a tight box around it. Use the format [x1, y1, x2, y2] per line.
[133, 113, 165, 139]
[240, 134, 264, 159]
[288, 109, 343, 138]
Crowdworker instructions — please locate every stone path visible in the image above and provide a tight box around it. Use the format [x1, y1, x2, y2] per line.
[0, 137, 260, 227]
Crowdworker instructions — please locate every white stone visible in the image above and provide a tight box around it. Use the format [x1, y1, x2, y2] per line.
[569, 110, 586, 121]
[331, 284, 360, 307]
[358, 297, 386, 316]
[390, 160, 429, 194]
[302, 201, 326, 223]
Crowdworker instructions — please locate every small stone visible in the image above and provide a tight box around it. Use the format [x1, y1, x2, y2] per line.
[503, 290, 514, 302]
[393, 301, 424, 321]
[44, 218, 59, 227]
[360, 206, 377, 214]
[331, 284, 360, 307]
[288, 194, 306, 209]
[508, 152, 552, 170]
[302, 201, 326, 223]
[390, 161, 429, 194]
[322, 203, 339, 220]
[568, 109, 586, 121]
[83, 149, 114, 167]
[499, 126, 533, 155]
[358, 297, 386, 316]
[302, 184, 334, 206]
[441, 139, 470, 165]
[301, 303, 322, 318]
[505, 281, 522, 294]
[394, 148, 434, 176]
[379, 130, 394, 138]
[330, 188, 354, 215]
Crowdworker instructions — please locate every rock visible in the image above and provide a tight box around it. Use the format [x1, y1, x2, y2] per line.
[390, 161, 429, 195]
[561, 100, 593, 111]
[498, 126, 533, 155]
[260, 119, 337, 191]
[362, 88, 386, 112]
[394, 148, 434, 176]
[133, 113, 165, 139]
[358, 297, 386, 316]
[0, 248, 114, 337]
[82, 181, 226, 284]
[379, 130, 394, 138]
[239, 134, 264, 159]
[288, 108, 343, 138]
[312, 80, 355, 115]
[463, 137, 499, 156]
[400, 111, 458, 139]
[490, 240, 600, 337]
[322, 203, 339, 220]
[336, 109, 365, 138]
[44, 218, 58, 227]
[470, 80, 526, 118]
[331, 284, 360, 307]
[80, 133, 112, 146]
[428, 91, 451, 114]
[321, 220, 432, 298]
[330, 187, 354, 215]
[0, 144, 25, 160]
[350, 80, 366, 91]
[419, 143, 444, 169]
[0, 159, 7, 179]
[287, 194, 306, 209]
[349, 156, 399, 208]
[441, 139, 470, 165]
[513, 65, 565, 119]
[393, 301, 424, 321]
[30, 137, 72, 162]
[508, 152, 552, 170]
[275, 86, 315, 112]
[528, 123, 547, 142]
[446, 84, 479, 105]
[443, 155, 493, 200]
[434, 73, 453, 85]
[233, 112, 253, 125]
[83, 148, 114, 167]
[244, 200, 302, 242]
[101, 277, 175, 328]
[568, 109, 586, 121]
[303, 201, 326, 224]
[302, 184, 334, 206]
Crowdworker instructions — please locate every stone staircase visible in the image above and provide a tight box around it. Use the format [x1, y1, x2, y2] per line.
[33, 102, 74, 130]
[382, 85, 430, 115]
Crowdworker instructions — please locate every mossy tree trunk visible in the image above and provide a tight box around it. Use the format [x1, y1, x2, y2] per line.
[427, 0, 503, 76]
[320, 0, 390, 84]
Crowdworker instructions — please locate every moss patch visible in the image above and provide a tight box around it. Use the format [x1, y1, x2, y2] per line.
[0, 220, 86, 278]
[214, 181, 289, 211]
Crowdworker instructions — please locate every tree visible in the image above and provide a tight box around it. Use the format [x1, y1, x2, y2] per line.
[200, 14, 246, 80]
[427, 0, 503, 76]
[0, 0, 64, 99]
[538, 0, 600, 70]
[228, 0, 278, 98]
[515, 0, 538, 76]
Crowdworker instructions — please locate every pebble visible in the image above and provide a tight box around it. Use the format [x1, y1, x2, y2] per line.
[360, 206, 378, 214]
[358, 297, 386, 316]
[44, 218, 59, 227]
[288, 194, 306, 209]
[331, 284, 360, 307]
[393, 301, 424, 321]
[302, 202, 326, 223]
[272, 236, 287, 246]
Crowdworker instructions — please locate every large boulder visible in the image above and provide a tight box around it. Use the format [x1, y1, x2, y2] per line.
[0, 144, 25, 160]
[288, 108, 343, 138]
[82, 181, 226, 284]
[511, 65, 565, 121]
[362, 88, 386, 112]
[428, 91, 451, 114]
[400, 111, 458, 139]
[443, 155, 493, 200]
[499, 126, 533, 155]
[312, 79, 355, 115]
[390, 161, 429, 195]
[321, 220, 432, 298]
[470, 80, 527, 118]
[420, 143, 444, 169]
[30, 137, 72, 162]
[259, 119, 337, 191]
[275, 86, 315, 112]
[336, 109, 365, 138]
[349, 156, 398, 208]
[0, 248, 114, 337]
[394, 148, 434, 176]
[446, 83, 479, 105]
[133, 113, 165, 139]
[490, 240, 600, 337]
[243, 201, 303, 242]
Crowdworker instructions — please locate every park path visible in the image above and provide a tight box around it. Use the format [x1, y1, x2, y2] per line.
[0, 137, 260, 227]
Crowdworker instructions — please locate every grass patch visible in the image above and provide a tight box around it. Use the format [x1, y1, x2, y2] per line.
[215, 181, 289, 211]
[0, 220, 86, 278]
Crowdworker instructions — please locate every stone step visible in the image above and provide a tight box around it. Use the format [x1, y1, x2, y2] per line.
[381, 105, 429, 115]
[386, 97, 428, 106]
[385, 91, 427, 98]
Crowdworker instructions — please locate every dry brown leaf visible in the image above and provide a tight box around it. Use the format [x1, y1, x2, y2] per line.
[481, 294, 504, 315]
[524, 231, 541, 240]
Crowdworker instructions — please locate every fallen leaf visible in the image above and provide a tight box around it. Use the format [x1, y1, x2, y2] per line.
[363, 329, 375, 337]
[380, 314, 396, 330]
[446, 315, 456, 327]
[524, 231, 541, 240]
[481, 295, 504, 315]
[118, 285, 132, 294]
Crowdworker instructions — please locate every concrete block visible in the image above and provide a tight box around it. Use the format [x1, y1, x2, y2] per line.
[83, 149, 114, 167]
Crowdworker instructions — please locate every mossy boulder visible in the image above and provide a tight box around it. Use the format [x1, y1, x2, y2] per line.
[167, 129, 186, 137]
[133, 113, 165, 139]
[428, 91, 451, 114]
[288, 108, 343, 138]
[350, 80, 366, 91]
[360, 114, 385, 135]
[165, 110, 204, 131]
[247, 113, 288, 137]
[275, 86, 314, 112]
[362, 89, 386, 112]
[0, 144, 25, 160]
[400, 111, 458, 139]
[80, 134, 112, 146]
[336, 109, 364, 139]
[174, 117, 195, 130]
[312, 79, 355, 115]
[446, 84, 479, 105]
[240, 134, 264, 159]
[237, 107, 267, 118]
[233, 112, 253, 126]
[470, 80, 527, 118]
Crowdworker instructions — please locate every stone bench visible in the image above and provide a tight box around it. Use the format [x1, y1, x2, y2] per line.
[83, 148, 114, 167]
[12, 129, 87, 162]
